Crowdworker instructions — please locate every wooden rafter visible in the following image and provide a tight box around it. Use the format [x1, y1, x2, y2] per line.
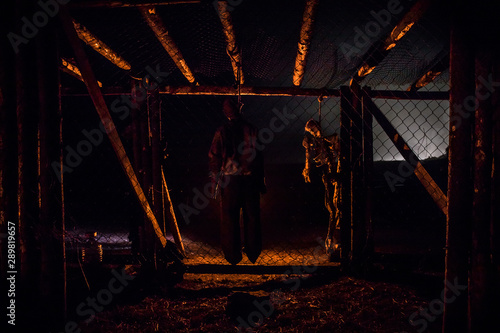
[215, 0, 244, 84]
[70, 0, 201, 8]
[60, 58, 103, 87]
[293, 0, 319, 86]
[407, 55, 449, 91]
[72, 20, 132, 71]
[351, 0, 432, 84]
[139, 6, 196, 84]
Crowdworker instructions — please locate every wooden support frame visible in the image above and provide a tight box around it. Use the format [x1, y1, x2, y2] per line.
[161, 167, 186, 256]
[72, 20, 132, 71]
[292, 0, 319, 86]
[139, 6, 196, 84]
[351, 0, 432, 84]
[60, 58, 103, 87]
[60, 6, 168, 248]
[363, 90, 448, 217]
[362, 87, 374, 259]
[215, 1, 244, 84]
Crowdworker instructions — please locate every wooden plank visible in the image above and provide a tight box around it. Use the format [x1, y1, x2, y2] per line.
[363, 91, 448, 217]
[362, 87, 374, 259]
[162, 167, 186, 256]
[292, 0, 319, 86]
[216, 1, 244, 84]
[443, 3, 475, 330]
[339, 86, 352, 267]
[70, 0, 201, 8]
[59, 6, 168, 247]
[351, 0, 432, 84]
[140, 6, 196, 83]
[162, 85, 341, 97]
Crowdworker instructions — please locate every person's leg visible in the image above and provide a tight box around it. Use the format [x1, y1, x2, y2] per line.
[220, 176, 243, 265]
[242, 176, 262, 263]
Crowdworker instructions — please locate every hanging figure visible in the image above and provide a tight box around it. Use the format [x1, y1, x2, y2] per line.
[209, 98, 266, 265]
[302, 119, 341, 261]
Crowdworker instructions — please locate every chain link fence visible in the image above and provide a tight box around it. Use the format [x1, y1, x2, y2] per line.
[60, 0, 450, 268]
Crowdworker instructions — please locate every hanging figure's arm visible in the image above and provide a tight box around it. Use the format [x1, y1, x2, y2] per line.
[302, 135, 312, 183]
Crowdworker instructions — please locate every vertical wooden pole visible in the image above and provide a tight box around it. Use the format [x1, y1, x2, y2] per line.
[150, 86, 163, 252]
[0, 0, 17, 279]
[443, 2, 475, 331]
[37, 21, 66, 329]
[15, 1, 41, 328]
[470, 44, 494, 333]
[339, 86, 352, 268]
[492, 50, 500, 328]
[349, 81, 365, 269]
[130, 80, 144, 255]
[362, 87, 374, 259]
[141, 88, 154, 260]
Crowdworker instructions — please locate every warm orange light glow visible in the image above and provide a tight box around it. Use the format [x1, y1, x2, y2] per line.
[357, 64, 375, 77]
[72, 20, 132, 71]
[61, 58, 103, 87]
[217, 1, 244, 85]
[416, 70, 442, 88]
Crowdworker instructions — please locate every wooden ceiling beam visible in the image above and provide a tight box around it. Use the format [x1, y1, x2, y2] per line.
[407, 55, 449, 91]
[293, 0, 319, 86]
[72, 20, 132, 71]
[215, 0, 244, 84]
[139, 6, 196, 84]
[351, 0, 432, 85]
[70, 0, 201, 9]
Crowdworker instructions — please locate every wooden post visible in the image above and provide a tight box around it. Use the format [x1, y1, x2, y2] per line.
[349, 81, 365, 268]
[339, 86, 352, 268]
[492, 50, 500, 327]
[130, 80, 147, 254]
[0, 0, 18, 279]
[443, 2, 475, 331]
[37, 21, 66, 328]
[362, 87, 374, 259]
[150, 86, 164, 254]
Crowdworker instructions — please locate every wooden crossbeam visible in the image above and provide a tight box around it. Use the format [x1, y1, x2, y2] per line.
[407, 55, 449, 91]
[72, 20, 131, 71]
[363, 89, 448, 217]
[351, 0, 432, 84]
[60, 6, 168, 247]
[139, 6, 196, 83]
[70, 0, 201, 8]
[215, 1, 244, 84]
[292, 0, 319, 86]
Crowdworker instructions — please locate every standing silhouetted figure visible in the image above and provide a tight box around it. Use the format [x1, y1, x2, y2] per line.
[209, 98, 266, 264]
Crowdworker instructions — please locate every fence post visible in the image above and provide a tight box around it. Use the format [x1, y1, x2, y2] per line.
[37, 20, 67, 329]
[349, 81, 365, 270]
[339, 86, 352, 268]
[362, 87, 374, 259]
[443, 2, 475, 331]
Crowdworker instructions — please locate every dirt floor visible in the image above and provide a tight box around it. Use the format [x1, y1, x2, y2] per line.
[76, 265, 445, 333]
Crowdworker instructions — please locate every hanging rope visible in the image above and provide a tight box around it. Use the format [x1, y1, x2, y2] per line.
[318, 96, 323, 126]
